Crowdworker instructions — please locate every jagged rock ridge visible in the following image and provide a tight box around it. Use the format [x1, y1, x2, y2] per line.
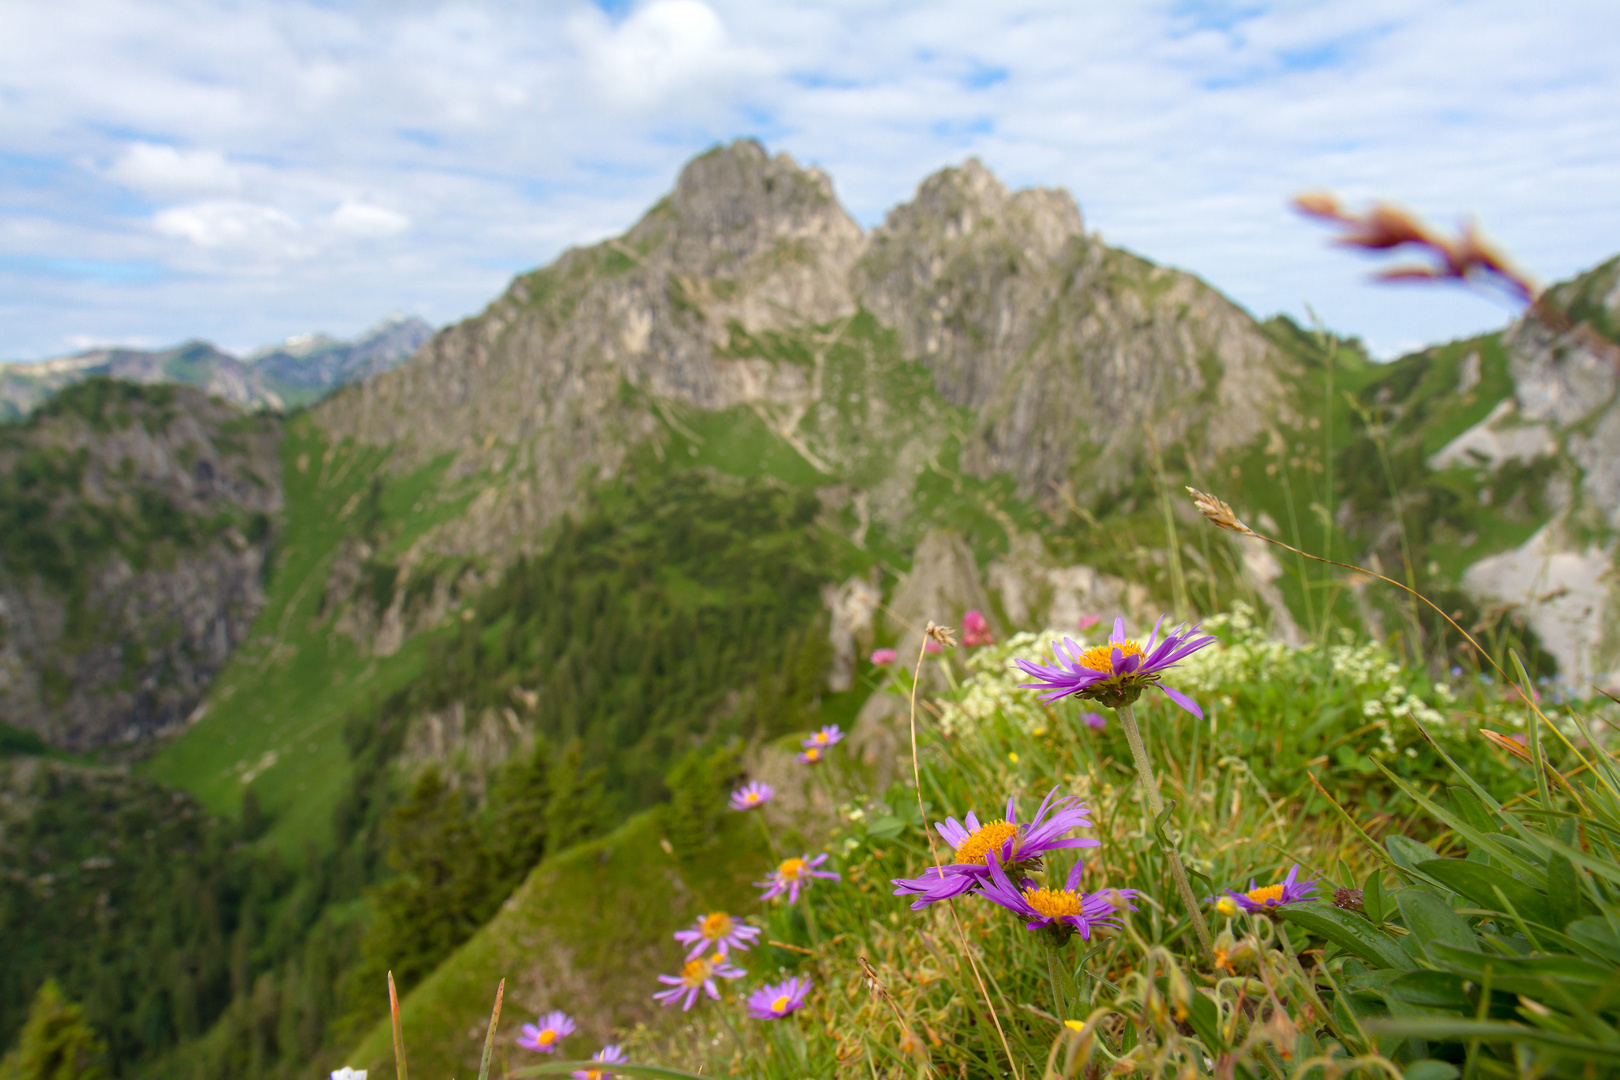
[316, 139, 1299, 566]
[0, 382, 282, 749]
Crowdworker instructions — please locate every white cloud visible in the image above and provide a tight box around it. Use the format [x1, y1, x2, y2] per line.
[577, 0, 767, 113]
[108, 142, 242, 196]
[153, 200, 302, 252]
[330, 201, 410, 239]
[0, 1, 1616, 359]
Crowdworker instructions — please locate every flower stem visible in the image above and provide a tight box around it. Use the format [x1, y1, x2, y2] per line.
[799, 889, 821, 949]
[1115, 703, 1214, 962]
[1044, 939, 1069, 1022]
[754, 810, 780, 860]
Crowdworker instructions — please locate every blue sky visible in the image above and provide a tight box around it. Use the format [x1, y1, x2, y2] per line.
[2, 0, 1617, 359]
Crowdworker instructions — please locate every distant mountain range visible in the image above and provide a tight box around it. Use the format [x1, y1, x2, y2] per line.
[0, 314, 434, 419]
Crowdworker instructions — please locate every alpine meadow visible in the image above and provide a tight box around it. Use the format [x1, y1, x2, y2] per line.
[5, 139, 1620, 1080]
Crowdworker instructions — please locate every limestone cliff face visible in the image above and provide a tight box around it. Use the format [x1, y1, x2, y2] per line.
[0, 383, 281, 749]
[854, 159, 1294, 502]
[315, 140, 868, 560]
[313, 140, 1301, 570]
[1458, 280, 1620, 690]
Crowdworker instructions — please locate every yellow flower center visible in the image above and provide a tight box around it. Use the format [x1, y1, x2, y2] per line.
[813, 731, 829, 744]
[778, 857, 806, 880]
[1076, 639, 1143, 675]
[680, 958, 713, 987]
[1022, 886, 1085, 919]
[1245, 884, 1286, 906]
[1215, 896, 1238, 917]
[771, 995, 790, 1013]
[803, 747, 821, 761]
[538, 1029, 556, 1045]
[700, 912, 734, 939]
[953, 820, 1021, 865]
[744, 791, 759, 803]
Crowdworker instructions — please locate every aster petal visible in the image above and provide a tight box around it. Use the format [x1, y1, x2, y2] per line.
[1110, 617, 1126, 644]
[1157, 682, 1205, 720]
[1144, 614, 1165, 654]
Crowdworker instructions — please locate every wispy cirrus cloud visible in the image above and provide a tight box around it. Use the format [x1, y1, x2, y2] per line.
[0, 0, 1616, 358]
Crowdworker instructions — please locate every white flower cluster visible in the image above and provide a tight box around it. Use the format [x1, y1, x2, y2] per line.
[935, 630, 1076, 738]
[1156, 602, 1449, 728]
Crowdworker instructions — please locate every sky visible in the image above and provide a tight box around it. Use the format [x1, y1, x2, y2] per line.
[2, 0, 1618, 361]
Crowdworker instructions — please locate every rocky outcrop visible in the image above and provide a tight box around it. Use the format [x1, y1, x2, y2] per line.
[855, 160, 1296, 504]
[0, 382, 281, 749]
[312, 141, 1305, 571]
[1451, 272, 1620, 688]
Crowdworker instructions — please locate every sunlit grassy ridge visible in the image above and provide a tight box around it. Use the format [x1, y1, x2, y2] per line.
[142, 415, 480, 853]
[371, 605, 1610, 1077]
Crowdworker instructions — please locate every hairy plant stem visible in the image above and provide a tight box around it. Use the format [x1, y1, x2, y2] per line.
[1044, 938, 1070, 1021]
[1115, 703, 1214, 961]
[754, 810, 780, 860]
[799, 889, 821, 948]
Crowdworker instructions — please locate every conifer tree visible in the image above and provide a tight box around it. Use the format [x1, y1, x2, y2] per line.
[0, 980, 106, 1080]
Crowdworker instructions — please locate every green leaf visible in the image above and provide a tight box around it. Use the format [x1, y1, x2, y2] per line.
[1364, 868, 1388, 925]
[1402, 1060, 1461, 1080]
[1547, 819, 1581, 929]
[1155, 977, 1225, 1052]
[1379, 971, 1473, 1012]
[1364, 1017, 1620, 1064]
[1395, 888, 1478, 959]
[1386, 835, 1441, 878]
[1416, 858, 1554, 928]
[1448, 786, 1496, 837]
[1427, 944, 1618, 993]
[865, 815, 905, 840]
[1567, 918, 1620, 964]
[1277, 901, 1412, 970]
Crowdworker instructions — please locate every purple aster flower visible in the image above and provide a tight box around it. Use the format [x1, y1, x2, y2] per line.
[747, 976, 812, 1020]
[673, 912, 761, 960]
[571, 1044, 628, 1080]
[1208, 864, 1319, 913]
[757, 853, 839, 904]
[728, 781, 774, 811]
[802, 724, 845, 749]
[1015, 615, 1216, 717]
[890, 787, 1101, 910]
[978, 856, 1137, 939]
[515, 1010, 576, 1053]
[796, 746, 825, 765]
[653, 954, 746, 1011]
[1081, 711, 1107, 730]
[870, 648, 898, 665]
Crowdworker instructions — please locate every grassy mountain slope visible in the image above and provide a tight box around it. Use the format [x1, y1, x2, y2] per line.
[141, 414, 482, 851]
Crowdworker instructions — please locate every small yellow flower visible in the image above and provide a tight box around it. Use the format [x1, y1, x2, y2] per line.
[1215, 896, 1238, 918]
[1064, 1019, 1085, 1033]
[1008, 752, 1019, 764]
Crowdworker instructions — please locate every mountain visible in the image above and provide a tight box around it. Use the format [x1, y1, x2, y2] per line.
[0, 380, 281, 751]
[0, 315, 433, 419]
[6, 139, 1619, 1078]
[245, 314, 436, 408]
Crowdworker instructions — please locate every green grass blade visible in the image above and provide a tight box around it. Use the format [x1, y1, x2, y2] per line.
[1362, 1018, 1620, 1064]
[387, 970, 409, 1080]
[477, 978, 504, 1080]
